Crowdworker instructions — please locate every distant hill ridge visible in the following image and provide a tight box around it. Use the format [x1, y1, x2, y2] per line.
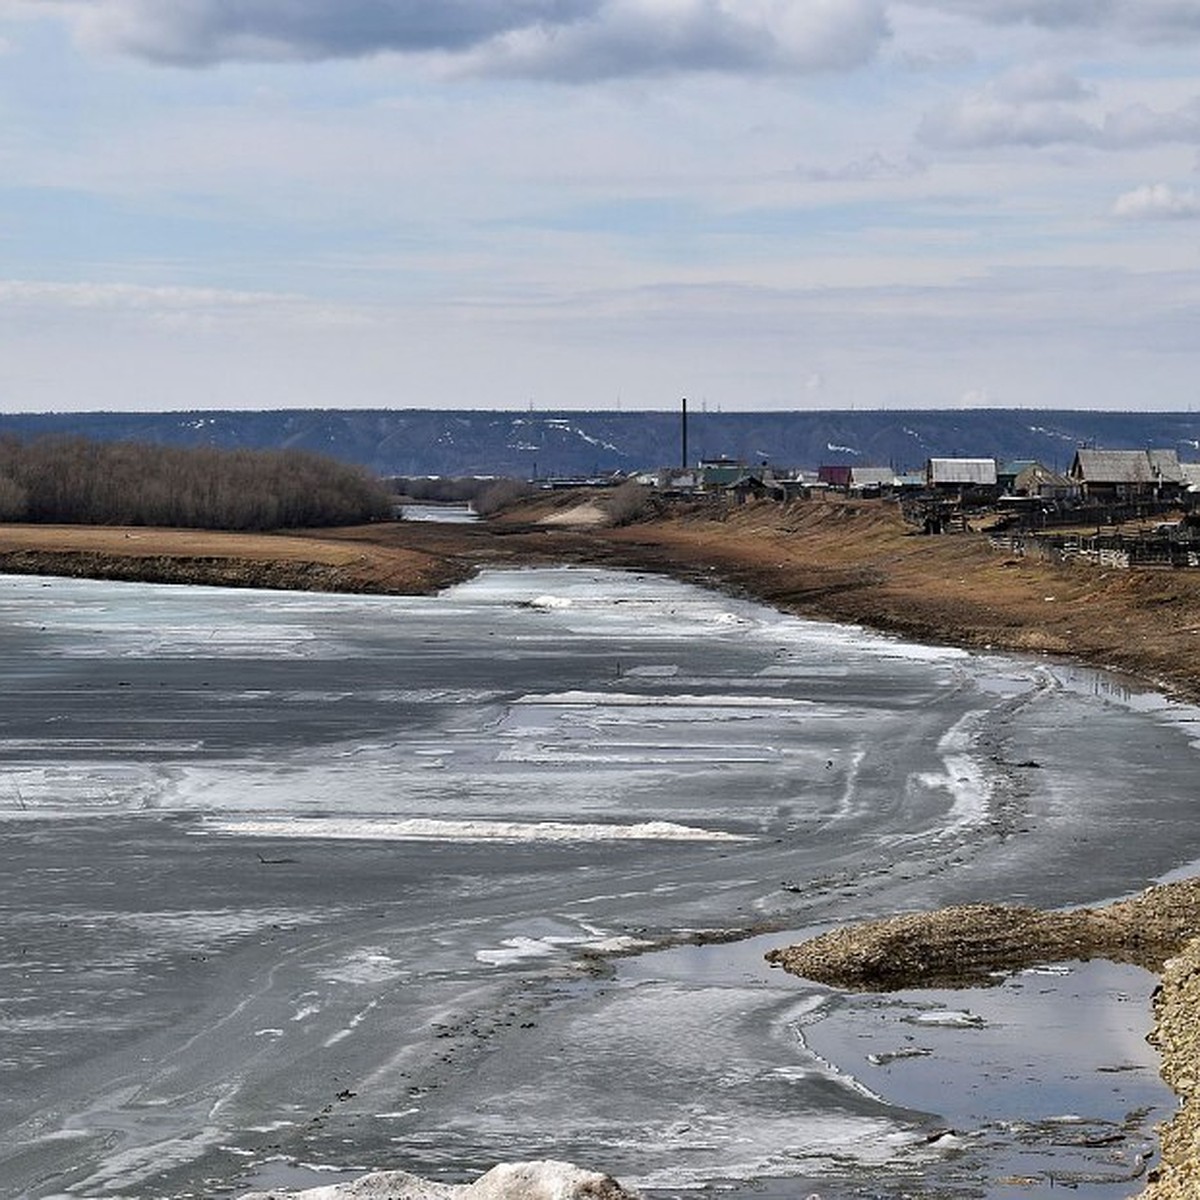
[0, 409, 1196, 478]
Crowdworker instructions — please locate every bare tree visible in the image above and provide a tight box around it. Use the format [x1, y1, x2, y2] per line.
[0, 436, 393, 530]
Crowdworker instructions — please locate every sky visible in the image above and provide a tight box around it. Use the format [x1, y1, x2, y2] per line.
[0, 1, 1199, 413]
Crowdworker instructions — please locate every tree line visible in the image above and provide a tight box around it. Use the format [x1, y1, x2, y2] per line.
[0, 435, 393, 530]
[389, 475, 535, 515]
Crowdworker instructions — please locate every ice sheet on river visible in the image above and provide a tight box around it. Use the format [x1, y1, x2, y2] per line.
[0, 567, 1198, 1199]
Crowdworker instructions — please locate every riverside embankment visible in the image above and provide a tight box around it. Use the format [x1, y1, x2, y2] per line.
[7, 496, 1200, 699]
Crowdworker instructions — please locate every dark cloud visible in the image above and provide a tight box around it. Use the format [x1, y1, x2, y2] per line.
[71, 0, 890, 77]
[76, 0, 603, 65]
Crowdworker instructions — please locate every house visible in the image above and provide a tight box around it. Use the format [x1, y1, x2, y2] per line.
[817, 465, 897, 494]
[817, 465, 853, 490]
[698, 458, 745, 489]
[998, 460, 1077, 500]
[893, 471, 927, 492]
[926, 458, 998, 495]
[847, 466, 897, 495]
[728, 470, 778, 503]
[1069, 449, 1185, 501]
[997, 459, 1037, 493]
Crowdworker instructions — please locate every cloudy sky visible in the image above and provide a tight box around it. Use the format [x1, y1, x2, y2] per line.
[1, 0, 1199, 412]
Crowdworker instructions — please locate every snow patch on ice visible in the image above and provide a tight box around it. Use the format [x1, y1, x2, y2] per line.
[201, 817, 751, 844]
[910, 1009, 986, 1029]
[321, 951, 405, 986]
[515, 691, 812, 709]
[476, 932, 653, 967]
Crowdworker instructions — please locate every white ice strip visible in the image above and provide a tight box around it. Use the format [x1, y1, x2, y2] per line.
[496, 747, 780, 765]
[0, 738, 204, 753]
[199, 817, 752, 843]
[931, 711, 992, 837]
[884, 710, 992, 844]
[514, 691, 813, 709]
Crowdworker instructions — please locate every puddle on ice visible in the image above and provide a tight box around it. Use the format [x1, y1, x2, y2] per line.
[622, 934, 1167, 1197]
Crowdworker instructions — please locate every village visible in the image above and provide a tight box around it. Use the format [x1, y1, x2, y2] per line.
[618, 445, 1200, 570]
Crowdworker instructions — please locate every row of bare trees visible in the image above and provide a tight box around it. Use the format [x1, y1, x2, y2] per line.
[389, 474, 536, 516]
[0, 436, 393, 530]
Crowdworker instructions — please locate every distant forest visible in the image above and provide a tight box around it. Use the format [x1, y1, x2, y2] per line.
[0, 436, 393, 530]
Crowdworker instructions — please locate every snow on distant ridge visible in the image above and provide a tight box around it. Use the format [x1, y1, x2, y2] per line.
[239, 1159, 641, 1200]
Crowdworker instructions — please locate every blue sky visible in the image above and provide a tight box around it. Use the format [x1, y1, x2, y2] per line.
[0, 0, 1198, 412]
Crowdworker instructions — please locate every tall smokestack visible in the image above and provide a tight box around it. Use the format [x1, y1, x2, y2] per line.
[681, 397, 688, 471]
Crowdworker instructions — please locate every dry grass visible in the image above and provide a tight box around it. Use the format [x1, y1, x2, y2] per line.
[0, 524, 459, 594]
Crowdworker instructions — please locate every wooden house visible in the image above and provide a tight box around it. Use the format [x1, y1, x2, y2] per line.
[926, 458, 998, 500]
[998, 460, 1077, 500]
[1069, 449, 1185, 501]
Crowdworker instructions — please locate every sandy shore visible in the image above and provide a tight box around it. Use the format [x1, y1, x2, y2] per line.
[5, 497, 1200, 1195]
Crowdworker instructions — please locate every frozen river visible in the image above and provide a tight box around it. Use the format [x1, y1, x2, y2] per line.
[1, 567, 1199, 1198]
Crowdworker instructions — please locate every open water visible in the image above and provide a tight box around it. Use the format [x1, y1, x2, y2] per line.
[1, 566, 1198, 1198]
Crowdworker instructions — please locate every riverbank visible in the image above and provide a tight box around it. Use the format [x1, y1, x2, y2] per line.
[5, 499, 1200, 703]
[0, 524, 464, 594]
[340, 494, 1200, 702]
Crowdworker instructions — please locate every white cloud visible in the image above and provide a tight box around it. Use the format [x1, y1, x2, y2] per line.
[918, 95, 1096, 148]
[920, 90, 1200, 150]
[960, 387, 993, 405]
[55, 0, 890, 78]
[992, 62, 1091, 103]
[1101, 99, 1200, 147]
[465, 0, 890, 80]
[0, 279, 364, 328]
[911, 0, 1200, 42]
[793, 152, 926, 182]
[1113, 182, 1200, 219]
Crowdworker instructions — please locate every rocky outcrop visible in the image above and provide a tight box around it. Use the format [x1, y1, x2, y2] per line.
[766, 876, 1200, 990]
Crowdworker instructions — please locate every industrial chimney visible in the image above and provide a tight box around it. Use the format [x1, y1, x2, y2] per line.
[680, 397, 688, 471]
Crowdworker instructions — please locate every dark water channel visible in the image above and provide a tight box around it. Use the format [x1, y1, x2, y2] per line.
[0, 567, 1196, 1199]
